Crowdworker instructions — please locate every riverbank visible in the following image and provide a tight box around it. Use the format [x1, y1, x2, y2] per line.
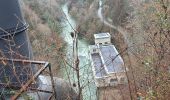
[67, 0, 131, 45]
[60, 3, 97, 100]
[68, 0, 134, 99]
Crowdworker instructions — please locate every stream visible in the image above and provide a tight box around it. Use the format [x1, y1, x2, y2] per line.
[59, 1, 129, 99]
[61, 3, 97, 100]
[58, 0, 131, 99]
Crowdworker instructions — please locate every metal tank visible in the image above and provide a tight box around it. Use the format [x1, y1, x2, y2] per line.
[0, 0, 35, 86]
[0, 0, 77, 99]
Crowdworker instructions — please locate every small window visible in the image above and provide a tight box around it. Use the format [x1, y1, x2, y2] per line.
[99, 43, 102, 45]
[93, 48, 96, 52]
[105, 42, 108, 44]
[120, 77, 125, 83]
[110, 78, 118, 83]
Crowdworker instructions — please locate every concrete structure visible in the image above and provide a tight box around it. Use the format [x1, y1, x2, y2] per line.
[89, 33, 127, 87]
[94, 33, 111, 45]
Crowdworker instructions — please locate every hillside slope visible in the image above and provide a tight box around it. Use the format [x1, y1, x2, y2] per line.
[21, 0, 65, 76]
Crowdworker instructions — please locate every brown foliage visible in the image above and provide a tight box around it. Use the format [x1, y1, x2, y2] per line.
[126, 0, 170, 99]
[22, 1, 65, 76]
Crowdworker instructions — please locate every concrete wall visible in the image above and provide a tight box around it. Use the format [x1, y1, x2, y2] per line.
[89, 45, 100, 53]
[108, 72, 127, 85]
[95, 38, 111, 45]
[95, 72, 127, 87]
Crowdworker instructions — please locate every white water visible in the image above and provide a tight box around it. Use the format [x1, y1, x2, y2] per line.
[61, 3, 97, 100]
[62, 4, 90, 57]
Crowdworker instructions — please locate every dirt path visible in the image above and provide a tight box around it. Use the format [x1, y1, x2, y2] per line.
[97, 0, 131, 100]
[97, 0, 130, 46]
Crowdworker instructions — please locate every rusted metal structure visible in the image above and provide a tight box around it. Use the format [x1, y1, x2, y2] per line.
[0, 58, 56, 99]
[0, 0, 77, 99]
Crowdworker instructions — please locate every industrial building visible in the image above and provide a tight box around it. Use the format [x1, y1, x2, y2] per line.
[89, 33, 127, 87]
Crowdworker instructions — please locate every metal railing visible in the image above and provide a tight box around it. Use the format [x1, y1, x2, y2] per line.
[0, 58, 57, 100]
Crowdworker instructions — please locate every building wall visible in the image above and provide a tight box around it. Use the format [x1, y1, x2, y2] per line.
[95, 38, 111, 45]
[108, 72, 127, 85]
[89, 45, 100, 54]
[95, 72, 127, 87]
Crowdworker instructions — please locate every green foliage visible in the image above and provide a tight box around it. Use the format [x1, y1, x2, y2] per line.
[21, 92, 35, 100]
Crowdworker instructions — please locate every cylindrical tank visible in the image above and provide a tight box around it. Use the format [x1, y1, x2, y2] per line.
[0, 0, 78, 99]
[0, 0, 36, 87]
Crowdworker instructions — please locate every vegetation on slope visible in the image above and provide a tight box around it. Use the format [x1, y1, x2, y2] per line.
[19, 0, 170, 99]
[21, 0, 65, 76]
[125, 0, 170, 99]
[67, 0, 130, 47]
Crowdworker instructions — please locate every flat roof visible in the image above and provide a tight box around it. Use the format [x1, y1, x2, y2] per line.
[100, 45, 125, 73]
[91, 53, 107, 77]
[90, 45, 125, 77]
[94, 33, 110, 39]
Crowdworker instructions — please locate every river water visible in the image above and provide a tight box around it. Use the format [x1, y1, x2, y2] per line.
[60, 3, 97, 100]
